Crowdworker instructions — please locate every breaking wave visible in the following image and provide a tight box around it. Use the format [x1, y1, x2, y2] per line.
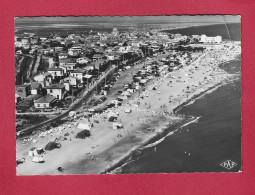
[180, 116, 201, 128]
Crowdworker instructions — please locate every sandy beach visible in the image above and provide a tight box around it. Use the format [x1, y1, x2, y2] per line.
[16, 41, 241, 175]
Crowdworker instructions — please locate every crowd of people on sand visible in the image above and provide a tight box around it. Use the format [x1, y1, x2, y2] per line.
[17, 42, 241, 173]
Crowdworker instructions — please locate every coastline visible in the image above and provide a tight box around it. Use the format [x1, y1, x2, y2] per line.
[106, 76, 237, 174]
[16, 41, 241, 175]
[159, 22, 240, 33]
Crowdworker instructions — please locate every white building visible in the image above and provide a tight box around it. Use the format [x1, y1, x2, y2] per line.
[68, 46, 82, 56]
[34, 95, 57, 109]
[70, 68, 86, 83]
[34, 72, 52, 87]
[112, 28, 119, 36]
[200, 35, 222, 44]
[106, 55, 115, 60]
[76, 57, 91, 64]
[46, 83, 65, 100]
[47, 68, 64, 79]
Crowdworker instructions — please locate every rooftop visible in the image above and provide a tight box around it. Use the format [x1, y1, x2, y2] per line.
[48, 67, 63, 71]
[31, 82, 42, 89]
[16, 84, 31, 88]
[59, 58, 76, 63]
[41, 72, 52, 77]
[34, 95, 57, 103]
[71, 68, 86, 73]
[46, 83, 65, 89]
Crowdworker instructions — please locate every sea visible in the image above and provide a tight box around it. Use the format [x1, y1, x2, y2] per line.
[112, 23, 242, 173]
[163, 23, 241, 41]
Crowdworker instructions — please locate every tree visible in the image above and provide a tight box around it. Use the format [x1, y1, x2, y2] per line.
[123, 41, 128, 46]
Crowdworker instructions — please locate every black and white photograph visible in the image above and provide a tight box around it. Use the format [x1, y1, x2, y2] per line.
[15, 15, 241, 175]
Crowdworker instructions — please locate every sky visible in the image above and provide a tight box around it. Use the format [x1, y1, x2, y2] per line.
[15, 15, 240, 24]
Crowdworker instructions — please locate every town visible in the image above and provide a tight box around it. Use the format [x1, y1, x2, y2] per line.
[15, 26, 210, 131]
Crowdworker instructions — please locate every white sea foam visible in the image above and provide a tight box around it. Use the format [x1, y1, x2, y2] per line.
[180, 116, 201, 128]
[142, 116, 201, 149]
[143, 129, 179, 149]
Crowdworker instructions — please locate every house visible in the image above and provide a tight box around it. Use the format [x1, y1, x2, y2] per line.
[47, 67, 64, 80]
[59, 58, 76, 67]
[76, 57, 91, 64]
[83, 65, 95, 76]
[15, 84, 31, 98]
[21, 37, 30, 44]
[40, 37, 47, 43]
[24, 94, 43, 101]
[106, 55, 115, 61]
[34, 95, 57, 109]
[46, 83, 65, 100]
[34, 72, 52, 87]
[30, 37, 39, 44]
[130, 41, 141, 47]
[119, 46, 131, 53]
[63, 82, 71, 91]
[39, 48, 54, 55]
[93, 54, 104, 61]
[70, 68, 86, 83]
[58, 66, 68, 75]
[68, 49, 79, 56]
[200, 35, 222, 44]
[31, 82, 42, 95]
[63, 76, 79, 87]
[58, 53, 68, 59]
[54, 47, 63, 52]
[68, 47, 82, 56]
[59, 58, 77, 71]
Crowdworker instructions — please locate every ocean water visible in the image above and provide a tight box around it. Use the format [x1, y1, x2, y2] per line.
[163, 23, 241, 41]
[115, 59, 241, 173]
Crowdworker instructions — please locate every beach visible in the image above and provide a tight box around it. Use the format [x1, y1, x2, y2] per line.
[112, 59, 241, 174]
[16, 41, 241, 175]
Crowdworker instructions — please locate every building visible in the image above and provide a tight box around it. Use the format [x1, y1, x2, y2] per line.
[46, 83, 65, 100]
[15, 84, 31, 98]
[106, 55, 115, 60]
[68, 46, 82, 56]
[70, 68, 86, 83]
[34, 95, 57, 109]
[59, 58, 76, 67]
[31, 82, 42, 95]
[200, 35, 222, 44]
[112, 28, 119, 36]
[76, 57, 91, 64]
[93, 54, 104, 61]
[54, 47, 64, 52]
[21, 37, 30, 45]
[60, 63, 76, 72]
[68, 49, 79, 56]
[58, 53, 69, 59]
[47, 67, 65, 80]
[34, 72, 52, 87]
[63, 76, 79, 87]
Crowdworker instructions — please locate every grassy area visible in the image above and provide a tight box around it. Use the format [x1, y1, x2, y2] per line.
[37, 55, 49, 74]
[15, 55, 34, 85]
[16, 115, 49, 131]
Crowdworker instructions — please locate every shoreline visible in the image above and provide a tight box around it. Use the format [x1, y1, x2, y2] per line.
[159, 22, 240, 33]
[16, 41, 241, 175]
[105, 75, 237, 174]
